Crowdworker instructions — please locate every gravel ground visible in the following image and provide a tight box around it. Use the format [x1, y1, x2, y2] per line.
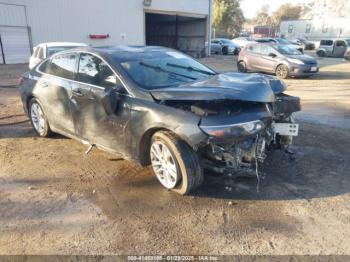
[0, 53, 350, 256]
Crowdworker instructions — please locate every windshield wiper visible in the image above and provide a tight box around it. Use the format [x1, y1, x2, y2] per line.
[139, 62, 197, 80]
[166, 63, 216, 76]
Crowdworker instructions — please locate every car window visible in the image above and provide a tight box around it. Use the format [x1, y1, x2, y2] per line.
[247, 44, 260, 54]
[47, 53, 78, 80]
[38, 59, 50, 72]
[77, 53, 117, 89]
[260, 45, 276, 56]
[320, 40, 333, 46]
[275, 45, 302, 55]
[38, 48, 45, 59]
[336, 41, 346, 47]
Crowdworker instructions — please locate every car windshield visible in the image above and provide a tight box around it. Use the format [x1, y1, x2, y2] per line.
[220, 39, 232, 44]
[119, 52, 216, 90]
[346, 39, 350, 46]
[47, 46, 81, 56]
[275, 45, 302, 55]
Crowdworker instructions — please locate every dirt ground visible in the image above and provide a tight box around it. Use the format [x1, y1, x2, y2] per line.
[0, 53, 350, 256]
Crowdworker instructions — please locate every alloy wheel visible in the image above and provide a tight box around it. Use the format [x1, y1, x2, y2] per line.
[30, 102, 45, 135]
[150, 141, 179, 189]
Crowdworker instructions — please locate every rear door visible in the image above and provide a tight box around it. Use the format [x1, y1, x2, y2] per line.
[245, 44, 262, 70]
[70, 52, 131, 153]
[34, 53, 77, 134]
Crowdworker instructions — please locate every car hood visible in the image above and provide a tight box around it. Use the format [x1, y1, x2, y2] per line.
[150, 73, 287, 103]
[287, 54, 317, 64]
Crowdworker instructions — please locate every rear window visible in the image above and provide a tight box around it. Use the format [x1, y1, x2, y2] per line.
[46, 53, 78, 80]
[320, 40, 333, 46]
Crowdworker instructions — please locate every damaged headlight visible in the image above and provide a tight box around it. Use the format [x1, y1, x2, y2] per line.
[200, 120, 264, 138]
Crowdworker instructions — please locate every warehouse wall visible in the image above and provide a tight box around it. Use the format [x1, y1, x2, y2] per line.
[0, 0, 210, 47]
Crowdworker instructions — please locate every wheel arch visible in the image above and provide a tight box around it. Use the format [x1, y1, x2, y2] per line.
[138, 126, 199, 166]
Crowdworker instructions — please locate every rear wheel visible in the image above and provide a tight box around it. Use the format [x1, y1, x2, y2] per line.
[150, 131, 203, 195]
[276, 64, 289, 79]
[237, 61, 247, 73]
[29, 98, 51, 137]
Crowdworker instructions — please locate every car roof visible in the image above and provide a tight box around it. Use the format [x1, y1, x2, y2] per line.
[69, 45, 179, 62]
[38, 42, 88, 47]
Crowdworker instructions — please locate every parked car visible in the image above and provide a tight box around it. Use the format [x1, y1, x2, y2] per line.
[316, 39, 350, 58]
[254, 38, 303, 53]
[231, 37, 254, 48]
[238, 43, 318, 79]
[344, 47, 350, 60]
[211, 38, 240, 55]
[289, 38, 315, 50]
[29, 42, 88, 69]
[19, 46, 300, 194]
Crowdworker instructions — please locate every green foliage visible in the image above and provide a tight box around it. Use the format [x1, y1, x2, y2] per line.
[253, 4, 302, 27]
[272, 4, 302, 26]
[213, 0, 245, 38]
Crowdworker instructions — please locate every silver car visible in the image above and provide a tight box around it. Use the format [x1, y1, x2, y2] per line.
[316, 39, 350, 58]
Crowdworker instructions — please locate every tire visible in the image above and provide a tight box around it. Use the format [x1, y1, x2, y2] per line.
[28, 98, 51, 137]
[317, 50, 325, 57]
[150, 131, 203, 195]
[222, 46, 229, 55]
[237, 61, 247, 73]
[275, 64, 289, 79]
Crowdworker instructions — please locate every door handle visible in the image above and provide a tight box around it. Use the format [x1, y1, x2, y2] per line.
[72, 88, 84, 97]
[41, 82, 48, 88]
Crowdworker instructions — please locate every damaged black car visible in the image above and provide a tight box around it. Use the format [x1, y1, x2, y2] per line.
[19, 46, 301, 195]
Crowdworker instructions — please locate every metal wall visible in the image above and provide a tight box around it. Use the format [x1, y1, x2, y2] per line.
[280, 18, 350, 41]
[0, 0, 210, 47]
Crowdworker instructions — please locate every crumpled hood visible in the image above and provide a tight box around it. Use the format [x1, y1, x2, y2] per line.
[150, 72, 287, 103]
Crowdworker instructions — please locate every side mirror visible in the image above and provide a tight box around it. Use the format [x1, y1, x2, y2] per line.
[268, 53, 277, 58]
[101, 88, 119, 115]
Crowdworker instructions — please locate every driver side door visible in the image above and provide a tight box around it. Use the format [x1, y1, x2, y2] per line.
[70, 52, 131, 155]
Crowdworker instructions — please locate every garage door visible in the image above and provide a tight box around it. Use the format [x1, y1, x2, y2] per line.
[0, 26, 31, 64]
[145, 13, 207, 58]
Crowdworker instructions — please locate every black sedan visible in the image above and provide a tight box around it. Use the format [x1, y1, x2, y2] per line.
[19, 46, 300, 194]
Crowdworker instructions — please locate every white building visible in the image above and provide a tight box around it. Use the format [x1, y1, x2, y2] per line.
[0, 0, 212, 64]
[280, 18, 350, 42]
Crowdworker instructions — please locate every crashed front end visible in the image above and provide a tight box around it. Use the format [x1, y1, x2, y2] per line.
[196, 95, 300, 176]
[152, 72, 301, 177]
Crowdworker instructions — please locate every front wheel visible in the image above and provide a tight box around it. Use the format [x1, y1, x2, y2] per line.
[276, 64, 289, 79]
[29, 98, 51, 137]
[150, 131, 203, 195]
[237, 61, 247, 73]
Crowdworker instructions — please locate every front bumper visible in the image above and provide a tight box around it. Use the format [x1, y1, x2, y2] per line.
[288, 64, 319, 76]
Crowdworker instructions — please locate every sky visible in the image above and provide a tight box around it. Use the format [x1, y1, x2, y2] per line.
[240, 0, 312, 19]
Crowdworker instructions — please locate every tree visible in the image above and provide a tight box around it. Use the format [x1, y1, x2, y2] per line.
[272, 4, 302, 26]
[253, 5, 273, 26]
[213, 0, 245, 38]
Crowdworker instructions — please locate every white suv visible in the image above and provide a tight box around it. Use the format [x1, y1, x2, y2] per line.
[29, 42, 88, 69]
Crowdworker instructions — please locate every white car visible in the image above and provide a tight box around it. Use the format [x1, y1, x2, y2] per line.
[231, 37, 254, 48]
[29, 42, 88, 69]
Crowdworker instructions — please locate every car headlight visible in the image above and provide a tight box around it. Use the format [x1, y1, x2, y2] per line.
[200, 120, 264, 138]
[287, 58, 304, 65]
